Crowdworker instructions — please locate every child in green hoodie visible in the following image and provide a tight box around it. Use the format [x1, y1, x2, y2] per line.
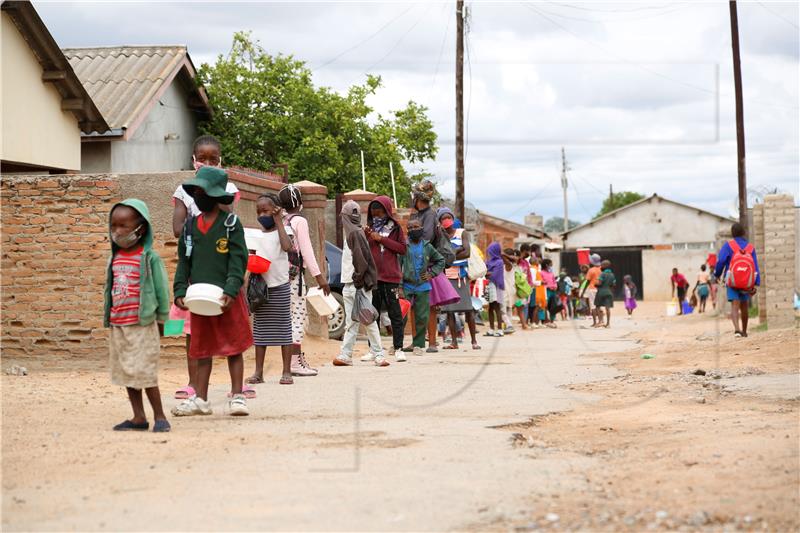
[105, 199, 171, 432]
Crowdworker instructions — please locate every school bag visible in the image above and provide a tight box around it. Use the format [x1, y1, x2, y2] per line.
[433, 226, 456, 268]
[467, 243, 487, 280]
[514, 270, 533, 299]
[725, 239, 756, 291]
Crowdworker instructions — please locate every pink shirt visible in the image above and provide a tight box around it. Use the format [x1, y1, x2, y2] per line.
[287, 214, 321, 277]
[540, 269, 557, 290]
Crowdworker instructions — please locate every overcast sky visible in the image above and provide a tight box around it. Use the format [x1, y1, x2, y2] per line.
[36, 1, 799, 224]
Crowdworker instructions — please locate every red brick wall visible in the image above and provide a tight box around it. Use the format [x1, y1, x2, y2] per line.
[476, 220, 518, 252]
[1, 173, 328, 357]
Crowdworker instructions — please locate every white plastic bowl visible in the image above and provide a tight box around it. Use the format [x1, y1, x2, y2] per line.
[184, 283, 224, 316]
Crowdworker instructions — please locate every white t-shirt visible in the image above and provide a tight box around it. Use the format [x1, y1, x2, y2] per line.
[244, 227, 292, 288]
[340, 239, 354, 285]
[173, 182, 240, 217]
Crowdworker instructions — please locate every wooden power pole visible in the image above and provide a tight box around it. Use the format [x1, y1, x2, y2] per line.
[729, 0, 748, 227]
[455, 0, 465, 222]
[561, 147, 569, 233]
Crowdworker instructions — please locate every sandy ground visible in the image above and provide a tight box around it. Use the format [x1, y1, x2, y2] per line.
[2, 302, 798, 531]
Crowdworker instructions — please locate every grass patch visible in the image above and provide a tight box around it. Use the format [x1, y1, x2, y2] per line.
[753, 322, 768, 332]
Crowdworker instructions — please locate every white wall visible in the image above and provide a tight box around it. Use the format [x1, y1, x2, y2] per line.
[1, 13, 81, 171]
[565, 196, 730, 248]
[105, 81, 197, 173]
[642, 249, 715, 301]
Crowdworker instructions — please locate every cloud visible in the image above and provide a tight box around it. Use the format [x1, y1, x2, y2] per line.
[33, 0, 799, 226]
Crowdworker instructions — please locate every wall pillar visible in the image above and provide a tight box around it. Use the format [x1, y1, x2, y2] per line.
[763, 194, 796, 329]
[751, 203, 767, 324]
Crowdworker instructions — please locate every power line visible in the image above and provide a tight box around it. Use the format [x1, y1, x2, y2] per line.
[363, 3, 434, 75]
[536, 1, 688, 23]
[544, 2, 680, 14]
[755, 1, 799, 29]
[314, 5, 415, 71]
[429, 1, 453, 97]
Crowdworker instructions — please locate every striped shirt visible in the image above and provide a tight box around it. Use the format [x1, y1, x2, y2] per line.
[110, 247, 142, 326]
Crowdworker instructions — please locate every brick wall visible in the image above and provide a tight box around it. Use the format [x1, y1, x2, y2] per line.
[752, 203, 767, 323]
[2, 172, 329, 357]
[762, 194, 796, 329]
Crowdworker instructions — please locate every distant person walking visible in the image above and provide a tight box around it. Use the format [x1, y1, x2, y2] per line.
[581, 254, 602, 326]
[671, 267, 690, 315]
[714, 222, 760, 338]
[623, 275, 637, 317]
[693, 264, 711, 313]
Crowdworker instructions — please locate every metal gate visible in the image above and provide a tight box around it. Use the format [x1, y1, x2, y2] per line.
[559, 248, 644, 300]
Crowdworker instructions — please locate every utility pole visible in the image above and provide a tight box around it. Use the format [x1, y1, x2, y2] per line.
[561, 147, 570, 233]
[729, 0, 748, 227]
[455, 0, 465, 222]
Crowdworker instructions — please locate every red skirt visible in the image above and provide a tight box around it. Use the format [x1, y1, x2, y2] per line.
[189, 290, 253, 359]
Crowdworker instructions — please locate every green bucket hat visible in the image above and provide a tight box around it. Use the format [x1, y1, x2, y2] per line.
[181, 166, 234, 205]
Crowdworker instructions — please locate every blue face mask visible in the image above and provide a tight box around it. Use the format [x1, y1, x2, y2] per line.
[258, 215, 275, 230]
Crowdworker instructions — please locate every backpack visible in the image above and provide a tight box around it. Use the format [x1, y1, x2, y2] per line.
[285, 214, 306, 296]
[433, 226, 456, 268]
[725, 239, 756, 290]
[467, 243, 487, 280]
[557, 275, 568, 295]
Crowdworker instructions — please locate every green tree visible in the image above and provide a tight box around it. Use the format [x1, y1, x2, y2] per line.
[197, 32, 438, 198]
[544, 216, 581, 233]
[594, 191, 645, 219]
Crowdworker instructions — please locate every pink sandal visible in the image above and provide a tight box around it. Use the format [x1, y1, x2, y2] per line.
[227, 385, 257, 399]
[174, 385, 196, 400]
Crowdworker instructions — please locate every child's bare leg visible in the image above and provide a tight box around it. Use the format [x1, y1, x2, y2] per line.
[227, 354, 244, 394]
[465, 311, 479, 346]
[144, 386, 167, 421]
[195, 357, 213, 401]
[488, 303, 496, 330]
[740, 301, 749, 334]
[126, 387, 147, 424]
[605, 307, 611, 327]
[446, 313, 458, 347]
[280, 345, 293, 382]
[185, 335, 197, 389]
[248, 345, 266, 383]
[730, 300, 740, 331]
[516, 307, 527, 329]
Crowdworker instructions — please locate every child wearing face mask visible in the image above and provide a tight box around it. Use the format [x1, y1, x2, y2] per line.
[172, 167, 253, 417]
[170, 135, 243, 401]
[245, 193, 295, 386]
[105, 199, 171, 432]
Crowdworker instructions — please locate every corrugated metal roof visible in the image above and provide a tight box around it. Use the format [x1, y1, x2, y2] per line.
[62, 45, 188, 130]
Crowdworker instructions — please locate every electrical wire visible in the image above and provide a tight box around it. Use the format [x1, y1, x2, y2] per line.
[755, 1, 799, 29]
[536, 1, 688, 23]
[363, 3, 435, 75]
[314, 4, 416, 71]
[543, 2, 679, 14]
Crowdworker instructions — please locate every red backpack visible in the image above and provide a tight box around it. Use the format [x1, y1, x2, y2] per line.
[725, 239, 756, 290]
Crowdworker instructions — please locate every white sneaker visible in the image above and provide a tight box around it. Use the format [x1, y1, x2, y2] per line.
[395, 351, 407, 362]
[228, 393, 249, 416]
[360, 352, 376, 362]
[494, 330, 504, 337]
[333, 354, 353, 366]
[374, 354, 390, 367]
[413, 347, 424, 356]
[291, 353, 318, 376]
[171, 395, 212, 417]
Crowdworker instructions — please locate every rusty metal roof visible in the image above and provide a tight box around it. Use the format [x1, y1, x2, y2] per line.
[62, 45, 207, 133]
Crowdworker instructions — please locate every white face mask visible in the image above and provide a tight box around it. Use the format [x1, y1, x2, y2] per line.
[111, 225, 142, 248]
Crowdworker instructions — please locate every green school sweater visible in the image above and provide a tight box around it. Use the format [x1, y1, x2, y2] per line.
[173, 212, 247, 299]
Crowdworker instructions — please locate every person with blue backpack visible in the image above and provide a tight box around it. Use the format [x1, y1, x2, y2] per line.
[714, 222, 760, 338]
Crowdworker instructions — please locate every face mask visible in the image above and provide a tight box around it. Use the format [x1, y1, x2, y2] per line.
[441, 218, 454, 229]
[258, 215, 275, 230]
[111, 225, 142, 248]
[192, 155, 222, 171]
[408, 229, 423, 242]
[194, 194, 217, 213]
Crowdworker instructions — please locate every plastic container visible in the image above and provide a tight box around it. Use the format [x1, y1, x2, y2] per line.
[666, 300, 678, 317]
[184, 283, 224, 316]
[707, 252, 717, 267]
[398, 298, 411, 318]
[305, 287, 340, 317]
[163, 319, 185, 337]
[247, 254, 271, 274]
[577, 248, 591, 266]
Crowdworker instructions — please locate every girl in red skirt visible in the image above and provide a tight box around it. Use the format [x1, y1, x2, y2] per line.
[171, 166, 254, 417]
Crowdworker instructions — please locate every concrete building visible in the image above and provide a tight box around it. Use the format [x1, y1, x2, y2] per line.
[1, 1, 107, 173]
[476, 210, 549, 253]
[561, 194, 735, 301]
[62, 45, 212, 173]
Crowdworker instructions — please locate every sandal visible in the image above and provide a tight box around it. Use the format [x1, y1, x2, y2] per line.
[113, 420, 149, 431]
[472, 342, 481, 350]
[246, 374, 265, 384]
[227, 385, 257, 399]
[279, 375, 294, 385]
[443, 343, 459, 350]
[174, 385, 196, 400]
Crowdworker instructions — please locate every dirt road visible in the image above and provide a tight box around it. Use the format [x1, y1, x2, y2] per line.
[2, 303, 797, 531]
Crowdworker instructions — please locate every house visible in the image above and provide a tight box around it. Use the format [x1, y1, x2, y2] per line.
[560, 194, 735, 301]
[1, 1, 107, 173]
[62, 45, 212, 173]
[476, 210, 550, 254]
